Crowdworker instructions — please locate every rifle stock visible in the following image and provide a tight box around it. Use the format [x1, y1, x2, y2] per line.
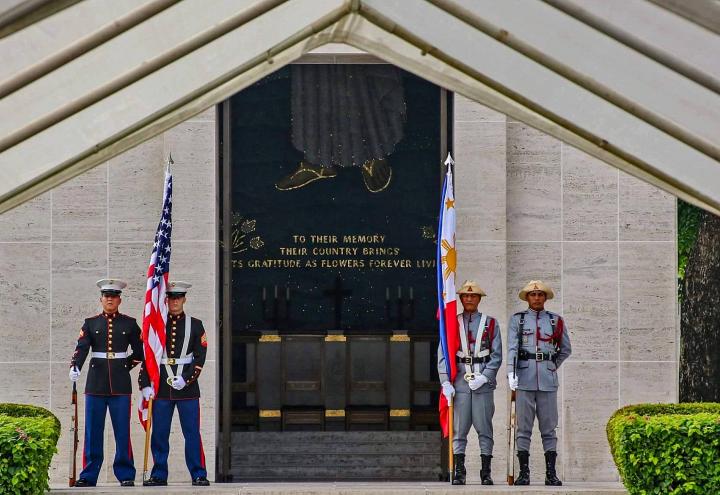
[69, 382, 78, 487]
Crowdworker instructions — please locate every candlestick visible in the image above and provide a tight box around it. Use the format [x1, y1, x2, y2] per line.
[409, 286, 414, 300]
[286, 286, 290, 301]
[262, 286, 266, 301]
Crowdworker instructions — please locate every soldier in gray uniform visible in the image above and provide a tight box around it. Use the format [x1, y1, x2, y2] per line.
[438, 280, 502, 485]
[507, 280, 571, 486]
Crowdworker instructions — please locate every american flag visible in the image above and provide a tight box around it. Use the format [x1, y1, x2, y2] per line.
[138, 163, 173, 429]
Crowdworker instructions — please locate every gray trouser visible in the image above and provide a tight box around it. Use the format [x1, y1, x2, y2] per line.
[452, 391, 494, 455]
[516, 390, 558, 452]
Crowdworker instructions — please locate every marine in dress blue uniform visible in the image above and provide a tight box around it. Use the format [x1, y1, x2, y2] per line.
[507, 280, 571, 486]
[69, 279, 143, 487]
[438, 280, 502, 485]
[139, 281, 209, 487]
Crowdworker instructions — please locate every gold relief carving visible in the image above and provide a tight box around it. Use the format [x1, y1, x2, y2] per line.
[325, 409, 346, 417]
[221, 212, 264, 255]
[389, 409, 411, 417]
[324, 334, 347, 342]
[259, 334, 281, 343]
[390, 334, 410, 342]
[259, 410, 281, 418]
[421, 225, 436, 240]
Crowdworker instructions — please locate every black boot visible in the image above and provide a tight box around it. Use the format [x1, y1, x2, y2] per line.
[545, 451, 562, 486]
[514, 450, 530, 485]
[451, 453, 466, 485]
[480, 454, 493, 485]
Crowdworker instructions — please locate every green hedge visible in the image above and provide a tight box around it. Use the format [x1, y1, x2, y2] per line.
[607, 403, 720, 495]
[0, 403, 61, 495]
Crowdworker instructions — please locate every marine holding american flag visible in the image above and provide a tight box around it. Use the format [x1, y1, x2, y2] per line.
[135, 161, 210, 486]
[138, 281, 209, 486]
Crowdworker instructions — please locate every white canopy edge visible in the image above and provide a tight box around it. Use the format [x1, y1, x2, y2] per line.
[0, 0, 719, 216]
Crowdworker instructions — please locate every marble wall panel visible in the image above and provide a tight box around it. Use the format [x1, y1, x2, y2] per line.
[108, 242, 151, 321]
[619, 242, 676, 361]
[0, 192, 50, 242]
[0, 243, 50, 362]
[506, 242, 562, 315]
[108, 135, 165, 242]
[619, 172, 675, 241]
[506, 124, 561, 242]
[456, 241, 506, 327]
[563, 361, 619, 481]
[167, 241, 216, 362]
[0, 363, 50, 407]
[563, 146, 618, 241]
[620, 361, 677, 406]
[52, 164, 108, 242]
[164, 122, 215, 242]
[51, 242, 108, 362]
[454, 94, 506, 123]
[455, 122, 506, 241]
[563, 242, 618, 361]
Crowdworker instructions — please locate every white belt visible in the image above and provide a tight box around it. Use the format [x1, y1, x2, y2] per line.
[160, 355, 193, 365]
[91, 351, 128, 359]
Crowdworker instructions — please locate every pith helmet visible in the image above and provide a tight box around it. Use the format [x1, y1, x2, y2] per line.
[518, 280, 554, 301]
[456, 280, 487, 297]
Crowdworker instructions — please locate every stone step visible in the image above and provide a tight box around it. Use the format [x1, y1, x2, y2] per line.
[231, 453, 439, 468]
[51, 481, 629, 494]
[229, 465, 441, 480]
[229, 431, 442, 480]
[231, 433, 439, 454]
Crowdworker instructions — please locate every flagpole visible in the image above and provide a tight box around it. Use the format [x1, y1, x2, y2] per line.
[142, 398, 153, 482]
[448, 398, 454, 481]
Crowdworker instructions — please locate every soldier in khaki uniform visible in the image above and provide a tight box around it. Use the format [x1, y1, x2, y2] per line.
[507, 280, 571, 486]
[438, 281, 502, 485]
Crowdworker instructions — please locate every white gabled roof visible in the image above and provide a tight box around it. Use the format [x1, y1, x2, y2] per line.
[0, 0, 718, 214]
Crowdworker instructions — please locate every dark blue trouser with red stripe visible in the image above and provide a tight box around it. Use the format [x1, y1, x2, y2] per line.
[150, 398, 206, 481]
[80, 394, 135, 484]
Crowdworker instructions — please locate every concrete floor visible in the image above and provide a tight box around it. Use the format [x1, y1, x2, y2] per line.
[51, 481, 628, 494]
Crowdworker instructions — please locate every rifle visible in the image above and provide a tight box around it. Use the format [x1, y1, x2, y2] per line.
[69, 382, 79, 487]
[506, 355, 517, 485]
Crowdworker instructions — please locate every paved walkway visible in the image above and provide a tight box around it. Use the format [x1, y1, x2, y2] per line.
[51, 481, 627, 494]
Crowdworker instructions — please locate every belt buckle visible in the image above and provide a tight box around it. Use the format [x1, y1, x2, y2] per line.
[462, 357, 472, 364]
[106, 352, 115, 359]
[167, 358, 176, 365]
[535, 351, 544, 361]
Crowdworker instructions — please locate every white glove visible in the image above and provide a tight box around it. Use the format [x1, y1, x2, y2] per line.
[441, 381, 455, 402]
[141, 386, 155, 401]
[69, 366, 80, 382]
[508, 373, 519, 391]
[469, 374, 489, 391]
[170, 376, 186, 390]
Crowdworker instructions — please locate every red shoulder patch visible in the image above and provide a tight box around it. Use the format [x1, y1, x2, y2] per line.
[200, 333, 208, 347]
[78, 329, 85, 339]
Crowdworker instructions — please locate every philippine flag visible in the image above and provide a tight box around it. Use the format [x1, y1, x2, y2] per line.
[437, 154, 459, 438]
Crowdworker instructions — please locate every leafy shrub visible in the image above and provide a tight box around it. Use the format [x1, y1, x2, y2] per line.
[0, 403, 61, 495]
[607, 403, 720, 494]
